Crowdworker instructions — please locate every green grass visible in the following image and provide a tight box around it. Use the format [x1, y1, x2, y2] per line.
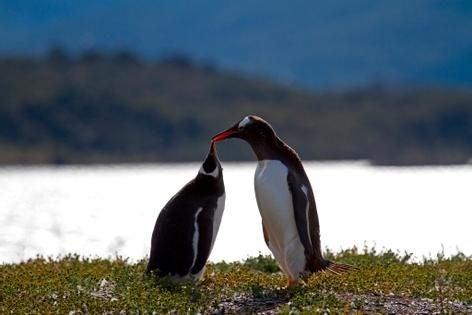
[1, 248, 471, 314]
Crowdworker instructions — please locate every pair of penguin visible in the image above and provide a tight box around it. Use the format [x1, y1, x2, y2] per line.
[146, 115, 353, 285]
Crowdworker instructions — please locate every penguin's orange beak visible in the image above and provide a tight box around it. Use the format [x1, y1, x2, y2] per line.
[212, 125, 239, 142]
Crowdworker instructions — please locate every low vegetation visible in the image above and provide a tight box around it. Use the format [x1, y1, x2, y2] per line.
[1, 248, 471, 314]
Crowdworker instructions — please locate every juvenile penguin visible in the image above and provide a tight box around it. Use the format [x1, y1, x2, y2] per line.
[212, 115, 353, 285]
[145, 142, 225, 280]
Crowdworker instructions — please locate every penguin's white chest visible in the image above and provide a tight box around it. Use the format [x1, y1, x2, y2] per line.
[254, 160, 306, 279]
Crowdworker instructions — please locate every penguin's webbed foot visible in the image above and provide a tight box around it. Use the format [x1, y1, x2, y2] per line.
[286, 277, 300, 288]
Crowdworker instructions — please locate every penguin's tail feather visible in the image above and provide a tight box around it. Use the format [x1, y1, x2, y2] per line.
[322, 260, 358, 276]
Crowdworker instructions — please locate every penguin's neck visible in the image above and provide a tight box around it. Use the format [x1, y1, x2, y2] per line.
[247, 136, 291, 162]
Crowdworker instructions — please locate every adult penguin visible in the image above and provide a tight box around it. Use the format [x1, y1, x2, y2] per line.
[213, 115, 353, 285]
[146, 142, 225, 281]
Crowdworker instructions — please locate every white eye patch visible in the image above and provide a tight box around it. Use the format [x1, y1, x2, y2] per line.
[238, 116, 251, 128]
[199, 164, 219, 178]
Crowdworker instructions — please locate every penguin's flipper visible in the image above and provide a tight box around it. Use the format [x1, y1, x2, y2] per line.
[190, 206, 214, 275]
[287, 172, 315, 257]
[287, 172, 358, 275]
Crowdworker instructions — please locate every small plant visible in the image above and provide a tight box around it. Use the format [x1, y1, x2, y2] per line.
[243, 253, 280, 273]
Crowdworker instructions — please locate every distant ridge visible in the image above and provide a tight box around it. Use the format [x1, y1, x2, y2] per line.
[0, 53, 471, 165]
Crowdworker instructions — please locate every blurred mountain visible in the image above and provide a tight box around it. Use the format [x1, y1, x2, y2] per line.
[1, 1, 471, 88]
[1, 53, 471, 165]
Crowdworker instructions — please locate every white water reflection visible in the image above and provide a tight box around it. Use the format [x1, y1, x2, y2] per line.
[0, 162, 471, 264]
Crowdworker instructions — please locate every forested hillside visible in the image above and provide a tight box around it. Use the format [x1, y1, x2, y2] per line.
[1, 52, 471, 165]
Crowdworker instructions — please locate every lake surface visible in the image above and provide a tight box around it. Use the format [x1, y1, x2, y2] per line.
[1, 162, 471, 264]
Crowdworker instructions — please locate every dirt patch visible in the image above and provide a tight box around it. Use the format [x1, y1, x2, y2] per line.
[215, 293, 287, 314]
[215, 293, 472, 314]
[339, 293, 472, 314]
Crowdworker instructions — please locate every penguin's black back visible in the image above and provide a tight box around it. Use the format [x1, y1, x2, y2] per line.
[146, 171, 224, 278]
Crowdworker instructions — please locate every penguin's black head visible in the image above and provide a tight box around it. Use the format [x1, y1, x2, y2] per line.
[212, 115, 277, 145]
[199, 142, 222, 178]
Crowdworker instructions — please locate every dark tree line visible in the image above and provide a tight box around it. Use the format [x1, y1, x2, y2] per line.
[0, 50, 471, 165]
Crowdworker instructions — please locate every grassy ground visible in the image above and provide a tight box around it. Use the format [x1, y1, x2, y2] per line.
[1, 248, 471, 314]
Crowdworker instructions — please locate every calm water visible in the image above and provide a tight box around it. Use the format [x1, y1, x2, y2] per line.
[0, 162, 471, 264]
